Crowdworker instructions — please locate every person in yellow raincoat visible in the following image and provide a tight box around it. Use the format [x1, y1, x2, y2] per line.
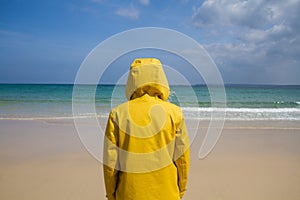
[103, 58, 190, 200]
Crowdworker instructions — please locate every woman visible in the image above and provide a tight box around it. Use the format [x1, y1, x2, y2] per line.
[103, 58, 190, 200]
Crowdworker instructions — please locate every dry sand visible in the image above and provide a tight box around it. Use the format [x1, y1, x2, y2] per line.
[0, 119, 299, 200]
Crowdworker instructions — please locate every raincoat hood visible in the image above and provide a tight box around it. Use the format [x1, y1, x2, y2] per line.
[125, 58, 170, 101]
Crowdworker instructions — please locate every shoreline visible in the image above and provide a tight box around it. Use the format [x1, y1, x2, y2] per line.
[0, 117, 300, 126]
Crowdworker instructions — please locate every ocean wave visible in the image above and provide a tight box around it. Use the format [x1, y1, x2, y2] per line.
[195, 101, 300, 108]
[181, 107, 300, 113]
[0, 107, 299, 121]
[181, 107, 300, 120]
[0, 113, 109, 121]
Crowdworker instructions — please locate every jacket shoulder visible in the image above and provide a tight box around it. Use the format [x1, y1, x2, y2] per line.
[109, 101, 129, 117]
[160, 101, 184, 120]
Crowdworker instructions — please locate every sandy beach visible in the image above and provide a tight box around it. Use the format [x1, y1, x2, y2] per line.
[0, 119, 299, 200]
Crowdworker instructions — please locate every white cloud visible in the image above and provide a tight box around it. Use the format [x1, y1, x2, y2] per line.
[115, 5, 140, 19]
[192, 0, 298, 29]
[191, 0, 300, 84]
[139, 0, 150, 6]
[192, 0, 300, 38]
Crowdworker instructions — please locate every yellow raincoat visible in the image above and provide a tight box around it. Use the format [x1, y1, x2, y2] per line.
[103, 58, 190, 200]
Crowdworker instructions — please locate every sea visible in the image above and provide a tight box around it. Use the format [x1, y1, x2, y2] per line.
[0, 84, 299, 121]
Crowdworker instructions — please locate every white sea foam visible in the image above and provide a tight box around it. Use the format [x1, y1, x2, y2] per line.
[181, 107, 300, 120]
[0, 113, 109, 121]
[182, 107, 300, 113]
[1, 107, 299, 121]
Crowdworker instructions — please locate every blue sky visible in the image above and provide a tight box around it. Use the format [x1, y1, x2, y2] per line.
[0, 0, 299, 84]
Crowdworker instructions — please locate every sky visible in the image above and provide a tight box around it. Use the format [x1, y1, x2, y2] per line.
[0, 0, 299, 85]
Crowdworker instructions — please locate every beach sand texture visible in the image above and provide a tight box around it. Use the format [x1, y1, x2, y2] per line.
[0, 119, 299, 200]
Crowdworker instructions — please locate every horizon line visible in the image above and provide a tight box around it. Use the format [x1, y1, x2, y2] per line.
[0, 83, 300, 86]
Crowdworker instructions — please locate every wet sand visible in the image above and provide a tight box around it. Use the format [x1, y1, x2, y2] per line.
[0, 119, 299, 199]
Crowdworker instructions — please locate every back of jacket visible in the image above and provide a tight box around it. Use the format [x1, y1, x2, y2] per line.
[103, 58, 190, 200]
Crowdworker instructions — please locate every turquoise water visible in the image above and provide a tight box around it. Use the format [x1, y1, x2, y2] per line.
[0, 84, 299, 120]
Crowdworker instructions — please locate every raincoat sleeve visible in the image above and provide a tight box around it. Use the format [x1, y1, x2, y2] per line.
[103, 111, 119, 200]
[174, 118, 190, 199]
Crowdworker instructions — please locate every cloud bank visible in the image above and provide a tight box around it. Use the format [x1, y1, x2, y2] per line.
[192, 0, 300, 84]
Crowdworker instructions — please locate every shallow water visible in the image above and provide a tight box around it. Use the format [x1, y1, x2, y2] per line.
[0, 84, 299, 120]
